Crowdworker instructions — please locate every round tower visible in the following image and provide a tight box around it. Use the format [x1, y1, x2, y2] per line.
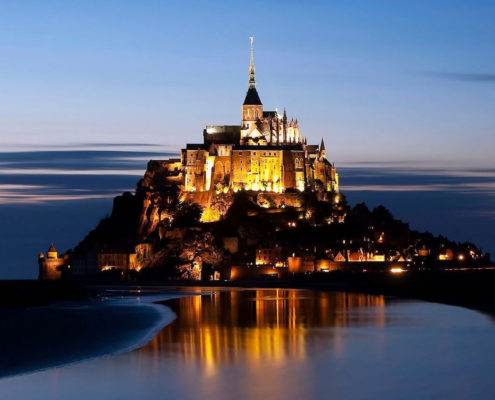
[47, 243, 58, 259]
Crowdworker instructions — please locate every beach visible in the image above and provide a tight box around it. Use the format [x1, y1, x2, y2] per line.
[0, 288, 182, 378]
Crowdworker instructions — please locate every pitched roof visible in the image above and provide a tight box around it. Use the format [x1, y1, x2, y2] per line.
[243, 88, 262, 105]
[186, 143, 207, 150]
[263, 111, 277, 118]
[48, 243, 57, 252]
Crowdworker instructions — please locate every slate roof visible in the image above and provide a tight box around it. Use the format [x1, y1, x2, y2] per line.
[243, 88, 262, 105]
[263, 111, 277, 118]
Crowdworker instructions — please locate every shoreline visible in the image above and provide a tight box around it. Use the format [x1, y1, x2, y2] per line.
[97, 269, 495, 318]
[0, 291, 182, 380]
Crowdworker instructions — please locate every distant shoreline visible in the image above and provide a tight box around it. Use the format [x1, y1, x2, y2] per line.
[92, 269, 495, 318]
[2, 270, 495, 317]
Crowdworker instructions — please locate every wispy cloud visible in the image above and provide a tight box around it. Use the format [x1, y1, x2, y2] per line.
[0, 193, 118, 205]
[0, 184, 47, 190]
[0, 143, 180, 153]
[341, 184, 446, 192]
[0, 184, 132, 204]
[0, 168, 144, 176]
[425, 72, 495, 83]
[342, 182, 495, 196]
[469, 210, 495, 220]
[341, 162, 495, 179]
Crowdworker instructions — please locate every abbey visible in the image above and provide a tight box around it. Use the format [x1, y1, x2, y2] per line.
[182, 38, 339, 194]
[37, 39, 491, 282]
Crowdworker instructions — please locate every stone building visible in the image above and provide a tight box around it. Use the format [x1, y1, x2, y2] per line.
[38, 244, 70, 280]
[256, 246, 284, 266]
[182, 38, 339, 195]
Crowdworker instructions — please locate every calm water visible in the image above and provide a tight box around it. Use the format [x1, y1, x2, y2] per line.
[1, 288, 495, 400]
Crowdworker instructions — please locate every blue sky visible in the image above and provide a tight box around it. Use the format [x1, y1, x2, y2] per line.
[0, 0, 494, 164]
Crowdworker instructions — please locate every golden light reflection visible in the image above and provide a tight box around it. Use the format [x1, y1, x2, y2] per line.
[140, 290, 386, 374]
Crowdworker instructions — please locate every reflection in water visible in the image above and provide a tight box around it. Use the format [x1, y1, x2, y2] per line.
[3, 289, 495, 400]
[141, 290, 385, 375]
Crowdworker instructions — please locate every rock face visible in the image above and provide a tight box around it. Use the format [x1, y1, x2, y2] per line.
[137, 160, 182, 238]
[70, 159, 235, 279]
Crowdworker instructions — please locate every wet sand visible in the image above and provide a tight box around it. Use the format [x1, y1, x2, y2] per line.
[0, 294, 177, 378]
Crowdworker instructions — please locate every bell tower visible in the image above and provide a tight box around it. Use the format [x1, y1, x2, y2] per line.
[241, 37, 263, 144]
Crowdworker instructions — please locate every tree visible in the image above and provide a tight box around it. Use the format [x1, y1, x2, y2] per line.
[173, 202, 202, 227]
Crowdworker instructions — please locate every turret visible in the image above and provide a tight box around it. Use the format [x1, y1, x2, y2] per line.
[47, 243, 58, 259]
[319, 138, 326, 158]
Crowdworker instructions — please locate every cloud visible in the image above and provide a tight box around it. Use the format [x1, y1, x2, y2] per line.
[341, 181, 495, 196]
[0, 184, 47, 190]
[0, 184, 132, 204]
[341, 162, 495, 179]
[426, 72, 495, 83]
[341, 184, 446, 192]
[0, 193, 118, 205]
[0, 168, 144, 176]
[0, 143, 179, 153]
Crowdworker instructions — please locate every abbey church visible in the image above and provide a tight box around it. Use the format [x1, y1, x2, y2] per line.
[182, 38, 339, 194]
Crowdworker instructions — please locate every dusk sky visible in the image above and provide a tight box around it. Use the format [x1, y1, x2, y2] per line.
[1, 0, 494, 164]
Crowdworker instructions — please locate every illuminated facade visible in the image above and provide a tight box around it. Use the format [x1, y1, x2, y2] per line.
[38, 243, 70, 280]
[182, 38, 338, 194]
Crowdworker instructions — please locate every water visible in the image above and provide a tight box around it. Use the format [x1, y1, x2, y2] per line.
[1, 288, 495, 400]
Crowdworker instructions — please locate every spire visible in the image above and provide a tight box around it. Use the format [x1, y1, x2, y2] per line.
[319, 138, 326, 158]
[243, 36, 262, 106]
[248, 36, 256, 89]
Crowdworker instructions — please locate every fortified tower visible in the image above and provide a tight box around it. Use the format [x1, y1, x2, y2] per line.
[38, 243, 69, 280]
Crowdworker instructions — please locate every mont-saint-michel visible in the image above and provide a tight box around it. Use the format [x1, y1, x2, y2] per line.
[3, 1, 495, 398]
[39, 40, 491, 283]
